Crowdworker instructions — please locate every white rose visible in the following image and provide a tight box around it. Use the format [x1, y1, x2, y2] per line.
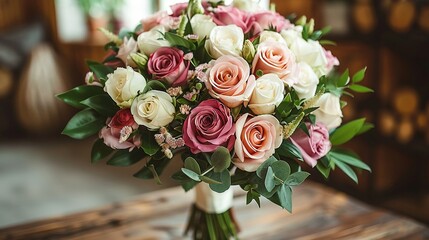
[294, 62, 319, 100]
[280, 26, 303, 46]
[289, 37, 328, 78]
[105, 67, 146, 108]
[313, 93, 343, 130]
[137, 26, 170, 56]
[259, 31, 286, 44]
[131, 90, 175, 129]
[117, 37, 138, 67]
[233, 0, 261, 12]
[190, 14, 217, 40]
[248, 73, 284, 115]
[205, 25, 244, 59]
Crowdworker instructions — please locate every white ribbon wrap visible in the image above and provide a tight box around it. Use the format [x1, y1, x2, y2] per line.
[194, 183, 233, 214]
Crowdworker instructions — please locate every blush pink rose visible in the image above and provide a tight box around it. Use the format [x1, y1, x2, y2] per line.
[148, 47, 190, 86]
[248, 11, 291, 35]
[142, 11, 180, 32]
[100, 109, 141, 151]
[211, 6, 252, 33]
[290, 122, 331, 168]
[170, 1, 210, 17]
[252, 40, 299, 86]
[183, 99, 235, 154]
[234, 113, 283, 172]
[323, 48, 340, 73]
[206, 55, 256, 108]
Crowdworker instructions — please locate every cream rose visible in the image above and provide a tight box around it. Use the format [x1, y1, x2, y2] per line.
[232, 0, 261, 12]
[131, 90, 175, 129]
[252, 40, 298, 87]
[206, 55, 256, 108]
[248, 74, 284, 115]
[137, 26, 171, 56]
[289, 37, 328, 78]
[280, 26, 303, 46]
[313, 93, 343, 130]
[205, 25, 244, 59]
[294, 62, 319, 100]
[234, 113, 283, 172]
[259, 31, 287, 45]
[190, 14, 217, 40]
[105, 67, 146, 108]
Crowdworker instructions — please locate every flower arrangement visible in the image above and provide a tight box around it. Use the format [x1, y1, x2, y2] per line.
[58, 0, 373, 239]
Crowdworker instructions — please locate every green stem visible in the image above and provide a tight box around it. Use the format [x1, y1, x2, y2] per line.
[274, 175, 284, 185]
[201, 166, 214, 176]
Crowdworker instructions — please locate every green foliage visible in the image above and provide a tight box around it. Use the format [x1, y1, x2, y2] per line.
[185, 157, 201, 175]
[210, 147, 231, 173]
[164, 32, 196, 50]
[80, 94, 119, 117]
[62, 108, 105, 139]
[329, 149, 371, 172]
[57, 85, 105, 109]
[276, 140, 303, 161]
[140, 130, 160, 156]
[87, 60, 114, 83]
[107, 149, 146, 166]
[208, 170, 231, 193]
[91, 139, 114, 163]
[143, 80, 167, 94]
[330, 118, 366, 145]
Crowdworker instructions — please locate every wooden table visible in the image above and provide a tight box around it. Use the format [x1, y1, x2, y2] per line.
[1, 182, 428, 240]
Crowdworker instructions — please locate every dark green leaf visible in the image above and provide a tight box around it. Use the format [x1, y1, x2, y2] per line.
[62, 108, 105, 139]
[352, 67, 367, 83]
[87, 60, 114, 82]
[141, 130, 160, 156]
[316, 161, 331, 179]
[330, 118, 366, 145]
[107, 149, 145, 166]
[277, 140, 302, 160]
[184, 157, 201, 174]
[264, 166, 276, 192]
[329, 150, 371, 172]
[256, 156, 277, 178]
[57, 85, 105, 109]
[210, 147, 231, 172]
[349, 84, 374, 93]
[335, 161, 358, 183]
[143, 80, 167, 93]
[181, 168, 201, 181]
[134, 156, 170, 180]
[200, 175, 222, 184]
[91, 139, 113, 163]
[164, 32, 196, 50]
[80, 94, 119, 116]
[285, 171, 310, 186]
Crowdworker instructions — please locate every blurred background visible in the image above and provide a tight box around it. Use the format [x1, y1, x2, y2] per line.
[0, 0, 428, 229]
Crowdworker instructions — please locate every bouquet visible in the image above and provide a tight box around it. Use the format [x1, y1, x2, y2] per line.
[58, 0, 373, 239]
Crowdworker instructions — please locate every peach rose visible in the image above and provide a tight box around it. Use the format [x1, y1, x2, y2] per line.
[252, 40, 298, 87]
[206, 56, 256, 108]
[234, 113, 283, 172]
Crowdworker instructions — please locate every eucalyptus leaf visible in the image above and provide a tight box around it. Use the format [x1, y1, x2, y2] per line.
[256, 156, 278, 178]
[264, 166, 276, 192]
[278, 185, 292, 212]
[209, 170, 231, 193]
[285, 171, 310, 186]
[181, 168, 201, 181]
[271, 161, 291, 181]
[184, 157, 201, 174]
[200, 175, 222, 184]
[210, 147, 231, 172]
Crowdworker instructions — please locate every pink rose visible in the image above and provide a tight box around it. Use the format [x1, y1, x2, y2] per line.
[170, 2, 210, 17]
[206, 55, 256, 108]
[183, 99, 235, 154]
[290, 123, 331, 168]
[117, 37, 137, 66]
[100, 109, 141, 150]
[234, 113, 283, 172]
[142, 11, 180, 32]
[148, 47, 190, 86]
[252, 41, 299, 86]
[323, 48, 340, 73]
[248, 11, 291, 35]
[211, 6, 251, 33]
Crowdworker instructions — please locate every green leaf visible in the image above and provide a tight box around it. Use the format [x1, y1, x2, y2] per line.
[337, 69, 349, 87]
[134, 156, 170, 180]
[329, 150, 371, 172]
[62, 108, 105, 139]
[210, 147, 231, 172]
[181, 168, 201, 181]
[107, 149, 145, 166]
[80, 94, 119, 116]
[335, 161, 358, 183]
[87, 60, 114, 82]
[200, 175, 222, 184]
[278, 185, 292, 212]
[352, 67, 367, 83]
[91, 139, 113, 163]
[330, 118, 366, 145]
[184, 157, 201, 175]
[316, 161, 331, 179]
[264, 167, 276, 192]
[271, 161, 291, 181]
[246, 190, 261, 207]
[357, 122, 374, 135]
[319, 40, 336, 46]
[277, 140, 302, 160]
[209, 170, 231, 193]
[256, 156, 278, 178]
[285, 171, 310, 186]
[57, 85, 105, 109]
[164, 32, 196, 50]
[141, 130, 160, 156]
[349, 84, 374, 93]
[143, 80, 167, 93]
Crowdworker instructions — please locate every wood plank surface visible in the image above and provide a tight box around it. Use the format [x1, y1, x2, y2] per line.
[0, 182, 428, 240]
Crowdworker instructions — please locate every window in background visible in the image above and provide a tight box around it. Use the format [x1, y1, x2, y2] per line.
[55, 0, 155, 42]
